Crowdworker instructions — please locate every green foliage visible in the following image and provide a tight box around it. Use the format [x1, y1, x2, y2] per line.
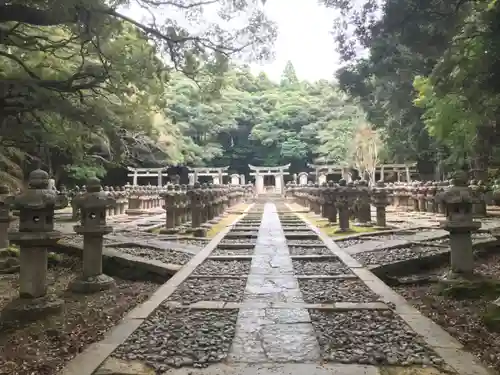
[325, 0, 500, 177]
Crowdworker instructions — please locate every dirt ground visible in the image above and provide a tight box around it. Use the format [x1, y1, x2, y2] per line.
[396, 253, 500, 374]
[0, 255, 158, 375]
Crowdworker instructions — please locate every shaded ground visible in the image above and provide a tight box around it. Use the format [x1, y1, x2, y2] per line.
[395, 253, 500, 373]
[0, 255, 158, 375]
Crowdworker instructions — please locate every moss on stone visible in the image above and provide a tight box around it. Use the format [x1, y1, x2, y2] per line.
[483, 303, 500, 332]
[437, 278, 500, 300]
[206, 214, 239, 238]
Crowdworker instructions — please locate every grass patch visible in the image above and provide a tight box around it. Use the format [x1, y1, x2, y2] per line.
[305, 215, 378, 237]
[206, 214, 240, 238]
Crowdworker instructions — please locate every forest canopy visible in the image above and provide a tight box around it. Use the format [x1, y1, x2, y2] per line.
[1, 0, 380, 187]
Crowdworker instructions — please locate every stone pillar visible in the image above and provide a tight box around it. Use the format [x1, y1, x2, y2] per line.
[275, 173, 282, 194]
[188, 173, 195, 185]
[70, 177, 115, 293]
[3, 169, 67, 321]
[158, 170, 163, 187]
[380, 165, 385, 181]
[132, 170, 138, 186]
[256, 174, 264, 194]
[213, 176, 220, 185]
[406, 166, 411, 182]
[240, 174, 246, 185]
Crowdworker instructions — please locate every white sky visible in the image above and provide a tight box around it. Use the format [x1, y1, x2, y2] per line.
[250, 0, 340, 82]
[122, 0, 340, 83]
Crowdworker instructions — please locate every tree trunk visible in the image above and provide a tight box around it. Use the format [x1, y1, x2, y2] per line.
[471, 124, 493, 182]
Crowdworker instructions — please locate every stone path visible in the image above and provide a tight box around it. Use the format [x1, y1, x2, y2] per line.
[60, 201, 495, 375]
[229, 203, 320, 363]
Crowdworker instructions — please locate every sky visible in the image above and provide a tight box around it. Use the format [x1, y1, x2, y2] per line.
[250, 0, 341, 82]
[123, 0, 341, 83]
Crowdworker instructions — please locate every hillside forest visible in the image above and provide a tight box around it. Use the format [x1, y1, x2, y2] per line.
[1, 0, 500, 187]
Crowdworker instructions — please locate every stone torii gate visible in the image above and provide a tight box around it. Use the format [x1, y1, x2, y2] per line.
[127, 167, 168, 186]
[188, 167, 229, 185]
[378, 163, 417, 182]
[249, 164, 290, 195]
[307, 163, 352, 183]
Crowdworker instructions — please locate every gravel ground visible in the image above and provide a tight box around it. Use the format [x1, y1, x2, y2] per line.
[288, 246, 331, 256]
[310, 309, 445, 366]
[298, 279, 379, 303]
[212, 248, 255, 256]
[364, 234, 409, 242]
[219, 239, 257, 244]
[193, 259, 252, 275]
[167, 277, 246, 304]
[353, 246, 443, 266]
[0, 254, 158, 375]
[335, 238, 367, 248]
[59, 234, 119, 247]
[172, 239, 210, 247]
[421, 238, 449, 246]
[472, 232, 495, 241]
[113, 246, 193, 265]
[396, 254, 500, 372]
[112, 307, 238, 370]
[287, 239, 324, 246]
[292, 259, 352, 275]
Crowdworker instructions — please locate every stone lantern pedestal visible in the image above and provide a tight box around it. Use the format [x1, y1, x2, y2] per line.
[69, 177, 115, 293]
[2, 170, 65, 322]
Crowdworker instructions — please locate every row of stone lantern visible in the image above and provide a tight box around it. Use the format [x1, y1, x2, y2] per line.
[162, 183, 251, 237]
[286, 180, 391, 233]
[384, 180, 488, 217]
[287, 172, 482, 279]
[0, 171, 127, 322]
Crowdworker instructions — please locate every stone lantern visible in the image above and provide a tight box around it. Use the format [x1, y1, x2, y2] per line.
[3, 169, 67, 321]
[334, 179, 354, 233]
[437, 171, 481, 279]
[69, 177, 115, 293]
[188, 183, 205, 237]
[371, 181, 390, 229]
[0, 184, 14, 250]
[161, 184, 176, 233]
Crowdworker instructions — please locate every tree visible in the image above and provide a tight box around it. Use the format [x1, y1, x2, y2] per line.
[349, 123, 384, 184]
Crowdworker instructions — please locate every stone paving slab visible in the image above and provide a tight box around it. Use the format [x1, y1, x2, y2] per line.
[157, 363, 381, 375]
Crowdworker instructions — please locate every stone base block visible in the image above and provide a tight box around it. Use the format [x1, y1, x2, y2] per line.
[372, 225, 392, 231]
[69, 273, 115, 293]
[1, 294, 63, 323]
[158, 228, 179, 235]
[353, 222, 373, 227]
[192, 228, 207, 237]
[334, 228, 355, 234]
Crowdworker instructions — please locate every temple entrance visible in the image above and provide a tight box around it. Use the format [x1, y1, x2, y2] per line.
[197, 176, 212, 184]
[326, 173, 341, 182]
[249, 164, 290, 195]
